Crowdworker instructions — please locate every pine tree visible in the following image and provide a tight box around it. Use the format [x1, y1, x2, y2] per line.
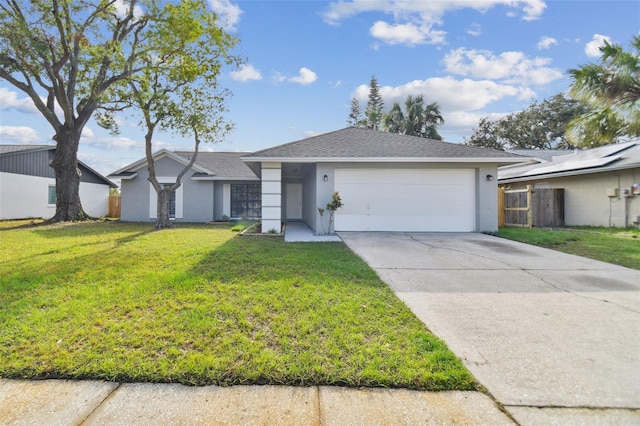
[347, 97, 362, 127]
[365, 76, 384, 130]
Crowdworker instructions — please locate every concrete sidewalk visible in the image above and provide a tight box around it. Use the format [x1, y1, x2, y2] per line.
[0, 379, 513, 425]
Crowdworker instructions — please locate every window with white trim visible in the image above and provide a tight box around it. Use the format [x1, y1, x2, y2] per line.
[149, 179, 183, 219]
[48, 185, 56, 205]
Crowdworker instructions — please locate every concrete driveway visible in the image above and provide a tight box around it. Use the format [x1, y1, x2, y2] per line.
[340, 232, 640, 425]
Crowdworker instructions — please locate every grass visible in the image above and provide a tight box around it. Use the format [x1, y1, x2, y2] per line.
[0, 220, 474, 390]
[496, 226, 640, 270]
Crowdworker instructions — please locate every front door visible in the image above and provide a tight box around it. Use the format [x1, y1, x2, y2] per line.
[285, 183, 302, 220]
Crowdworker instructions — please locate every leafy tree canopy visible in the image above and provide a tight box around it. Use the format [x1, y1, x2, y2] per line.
[98, 0, 240, 229]
[465, 93, 587, 150]
[0, 0, 237, 223]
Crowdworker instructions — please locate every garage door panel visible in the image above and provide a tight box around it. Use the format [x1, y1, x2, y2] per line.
[334, 169, 475, 232]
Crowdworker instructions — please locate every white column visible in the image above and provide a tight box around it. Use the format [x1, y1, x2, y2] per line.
[222, 184, 231, 218]
[261, 162, 281, 233]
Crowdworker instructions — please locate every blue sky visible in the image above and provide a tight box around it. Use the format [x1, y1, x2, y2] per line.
[0, 0, 638, 178]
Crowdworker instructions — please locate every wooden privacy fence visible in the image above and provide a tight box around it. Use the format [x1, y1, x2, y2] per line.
[498, 186, 564, 228]
[108, 195, 121, 218]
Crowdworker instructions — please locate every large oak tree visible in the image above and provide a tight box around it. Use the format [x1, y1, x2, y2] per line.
[0, 0, 154, 221]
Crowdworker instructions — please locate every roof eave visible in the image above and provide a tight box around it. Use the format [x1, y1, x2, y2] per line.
[191, 176, 259, 181]
[109, 149, 214, 176]
[242, 156, 526, 165]
[108, 172, 138, 180]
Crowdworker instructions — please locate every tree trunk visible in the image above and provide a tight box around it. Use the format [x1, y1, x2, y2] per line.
[50, 127, 88, 222]
[155, 187, 173, 230]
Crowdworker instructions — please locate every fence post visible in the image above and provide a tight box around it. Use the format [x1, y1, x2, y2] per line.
[526, 185, 533, 228]
[498, 186, 505, 227]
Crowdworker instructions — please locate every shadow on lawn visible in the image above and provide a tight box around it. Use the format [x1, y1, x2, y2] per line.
[189, 234, 382, 287]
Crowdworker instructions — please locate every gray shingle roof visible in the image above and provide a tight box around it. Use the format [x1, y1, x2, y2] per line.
[174, 151, 258, 180]
[244, 127, 524, 160]
[0, 144, 54, 155]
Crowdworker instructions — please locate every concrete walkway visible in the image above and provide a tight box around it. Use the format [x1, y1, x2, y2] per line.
[0, 379, 512, 425]
[340, 231, 640, 426]
[284, 221, 341, 242]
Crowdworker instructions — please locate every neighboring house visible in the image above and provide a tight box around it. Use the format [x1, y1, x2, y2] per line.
[112, 128, 523, 232]
[499, 141, 640, 227]
[0, 145, 117, 220]
[109, 150, 259, 223]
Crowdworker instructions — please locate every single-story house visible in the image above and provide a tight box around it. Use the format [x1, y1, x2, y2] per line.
[110, 150, 260, 223]
[0, 145, 117, 220]
[110, 127, 524, 233]
[499, 140, 640, 227]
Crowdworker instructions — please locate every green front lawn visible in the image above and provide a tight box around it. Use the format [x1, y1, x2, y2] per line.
[0, 221, 474, 390]
[497, 226, 640, 270]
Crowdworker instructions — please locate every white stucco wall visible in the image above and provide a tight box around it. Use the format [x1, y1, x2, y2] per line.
[79, 181, 111, 218]
[0, 172, 110, 220]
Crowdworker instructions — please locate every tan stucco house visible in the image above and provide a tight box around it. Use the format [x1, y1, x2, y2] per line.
[499, 141, 640, 228]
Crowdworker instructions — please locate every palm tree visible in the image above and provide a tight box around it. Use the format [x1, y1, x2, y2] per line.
[422, 101, 445, 140]
[567, 35, 640, 146]
[383, 94, 444, 139]
[384, 102, 404, 133]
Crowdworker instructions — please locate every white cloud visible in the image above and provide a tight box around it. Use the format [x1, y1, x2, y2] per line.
[0, 88, 39, 113]
[354, 76, 535, 112]
[323, 0, 546, 45]
[329, 80, 343, 88]
[230, 64, 262, 82]
[585, 34, 610, 58]
[442, 48, 562, 85]
[352, 76, 537, 141]
[369, 20, 445, 45]
[112, 0, 144, 19]
[0, 126, 43, 144]
[288, 67, 317, 85]
[208, 0, 243, 31]
[466, 23, 482, 37]
[272, 71, 287, 84]
[537, 36, 557, 50]
[83, 136, 139, 150]
[81, 127, 95, 139]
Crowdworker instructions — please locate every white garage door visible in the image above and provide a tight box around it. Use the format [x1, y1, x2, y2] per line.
[334, 169, 476, 232]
